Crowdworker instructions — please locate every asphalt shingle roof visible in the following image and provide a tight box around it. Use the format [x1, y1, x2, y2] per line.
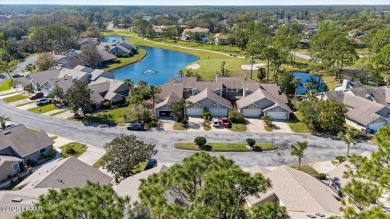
[187, 88, 233, 109]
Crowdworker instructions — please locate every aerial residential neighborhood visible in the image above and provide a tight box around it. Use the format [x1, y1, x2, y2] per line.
[0, 1, 389, 219]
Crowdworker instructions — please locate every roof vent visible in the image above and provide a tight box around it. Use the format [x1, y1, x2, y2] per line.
[12, 197, 22, 202]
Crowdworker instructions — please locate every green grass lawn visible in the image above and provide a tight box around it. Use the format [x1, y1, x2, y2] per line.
[50, 136, 58, 140]
[3, 94, 28, 103]
[229, 123, 247, 132]
[61, 142, 87, 158]
[288, 112, 311, 133]
[204, 120, 211, 131]
[71, 106, 129, 126]
[16, 101, 34, 107]
[265, 125, 273, 132]
[93, 154, 106, 168]
[291, 165, 320, 178]
[28, 128, 38, 133]
[50, 109, 69, 116]
[28, 104, 58, 114]
[321, 75, 340, 91]
[174, 142, 277, 152]
[99, 49, 147, 71]
[174, 122, 187, 130]
[0, 79, 13, 91]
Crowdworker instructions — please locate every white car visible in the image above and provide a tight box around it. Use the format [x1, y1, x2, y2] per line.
[35, 98, 51, 106]
[212, 118, 220, 127]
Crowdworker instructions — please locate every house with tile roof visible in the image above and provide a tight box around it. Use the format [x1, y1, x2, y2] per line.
[0, 124, 54, 165]
[155, 75, 291, 119]
[247, 166, 342, 219]
[16, 157, 111, 190]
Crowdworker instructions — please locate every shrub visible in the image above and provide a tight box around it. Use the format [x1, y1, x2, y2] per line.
[149, 121, 158, 128]
[335, 156, 345, 163]
[202, 111, 211, 120]
[316, 173, 327, 180]
[44, 150, 57, 159]
[228, 112, 245, 124]
[66, 146, 76, 155]
[194, 136, 207, 146]
[262, 115, 273, 127]
[246, 138, 256, 147]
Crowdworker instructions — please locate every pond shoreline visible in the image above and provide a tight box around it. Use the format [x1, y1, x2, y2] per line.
[99, 49, 147, 72]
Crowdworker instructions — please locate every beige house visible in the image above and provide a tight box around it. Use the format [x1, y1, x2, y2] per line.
[214, 33, 228, 45]
[181, 27, 209, 42]
[0, 125, 54, 166]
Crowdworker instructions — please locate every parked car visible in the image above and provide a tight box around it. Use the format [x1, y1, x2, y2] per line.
[144, 159, 157, 170]
[0, 74, 6, 79]
[35, 98, 51, 106]
[220, 117, 230, 128]
[212, 118, 220, 127]
[11, 73, 24, 78]
[29, 92, 44, 100]
[126, 122, 144, 131]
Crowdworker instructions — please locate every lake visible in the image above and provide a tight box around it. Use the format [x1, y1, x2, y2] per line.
[292, 72, 327, 95]
[111, 46, 199, 85]
[100, 36, 130, 42]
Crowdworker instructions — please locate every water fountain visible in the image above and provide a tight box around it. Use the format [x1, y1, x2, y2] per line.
[144, 69, 158, 75]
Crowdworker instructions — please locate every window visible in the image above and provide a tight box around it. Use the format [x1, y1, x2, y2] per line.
[40, 148, 47, 154]
[12, 163, 19, 172]
[248, 104, 259, 109]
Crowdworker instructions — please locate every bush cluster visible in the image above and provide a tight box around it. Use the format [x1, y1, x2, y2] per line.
[228, 112, 245, 124]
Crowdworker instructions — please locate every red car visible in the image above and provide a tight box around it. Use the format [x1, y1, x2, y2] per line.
[29, 92, 44, 100]
[220, 117, 230, 128]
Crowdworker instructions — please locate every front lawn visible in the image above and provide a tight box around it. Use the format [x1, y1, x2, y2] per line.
[60, 142, 87, 158]
[0, 79, 13, 91]
[174, 142, 277, 152]
[229, 123, 247, 132]
[264, 125, 273, 132]
[99, 49, 147, 71]
[291, 165, 322, 178]
[28, 104, 58, 114]
[16, 101, 34, 107]
[3, 94, 28, 103]
[173, 122, 187, 130]
[50, 109, 69, 116]
[288, 112, 311, 133]
[204, 120, 211, 131]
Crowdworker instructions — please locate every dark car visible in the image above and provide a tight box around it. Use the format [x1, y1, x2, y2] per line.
[29, 92, 44, 100]
[0, 74, 6, 79]
[144, 159, 157, 170]
[11, 73, 24, 78]
[126, 122, 144, 130]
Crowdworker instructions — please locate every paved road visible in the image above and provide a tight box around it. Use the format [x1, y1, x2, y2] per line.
[0, 100, 376, 167]
[14, 55, 38, 73]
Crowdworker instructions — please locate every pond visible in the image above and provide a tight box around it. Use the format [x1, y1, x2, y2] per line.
[100, 36, 130, 42]
[292, 72, 327, 95]
[111, 46, 199, 85]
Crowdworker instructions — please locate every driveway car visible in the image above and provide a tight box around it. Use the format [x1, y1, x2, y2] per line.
[220, 117, 230, 128]
[11, 73, 24, 78]
[144, 159, 157, 170]
[126, 122, 144, 131]
[212, 118, 220, 127]
[29, 92, 44, 100]
[35, 98, 51, 106]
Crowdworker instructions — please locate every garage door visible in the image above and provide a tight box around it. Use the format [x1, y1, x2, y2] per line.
[210, 108, 228, 117]
[159, 111, 172, 117]
[368, 122, 386, 132]
[266, 111, 288, 120]
[242, 109, 261, 118]
[187, 108, 203, 116]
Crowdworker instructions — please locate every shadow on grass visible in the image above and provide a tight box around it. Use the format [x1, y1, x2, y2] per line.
[252, 146, 263, 152]
[199, 145, 212, 151]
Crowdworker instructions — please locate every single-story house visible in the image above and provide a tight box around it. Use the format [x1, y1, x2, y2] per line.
[88, 77, 130, 106]
[247, 166, 341, 219]
[0, 155, 22, 182]
[0, 124, 54, 165]
[214, 33, 228, 45]
[77, 37, 99, 46]
[181, 27, 209, 43]
[17, 156, 112, 190]
[98, 49, 117, 66]
[98, 41, 135, 57]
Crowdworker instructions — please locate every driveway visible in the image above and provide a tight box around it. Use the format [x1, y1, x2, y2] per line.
[272, 121, 293, 133]
[187, 117, 204, 131]
[0, 100, 377, 167]
[246, 119, 265, 132]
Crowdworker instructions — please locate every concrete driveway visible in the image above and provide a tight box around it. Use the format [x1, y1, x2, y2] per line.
[246, 118, 265, 132]
[159, 118, 175, 131]
[272, 121, 293, 133]
[187, 117, 204, 131]
[0, 99, 377, 168]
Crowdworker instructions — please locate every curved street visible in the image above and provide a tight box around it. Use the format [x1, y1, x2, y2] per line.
[0, 100, 376, 167]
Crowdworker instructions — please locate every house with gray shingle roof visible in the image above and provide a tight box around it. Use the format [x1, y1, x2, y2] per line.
[0, 155, 22, 182]
[0, 124, 54, 165]
[88, 77, 130, 106]
[17, 156, 111, 190]
[98, 41, 135, 57]
[155, 75, 291, 119]
[247, 166, 341, 219]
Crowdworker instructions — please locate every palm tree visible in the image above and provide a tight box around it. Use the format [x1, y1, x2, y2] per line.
[169, 99, 186, 121]
[0, 115, 9, 130]
[303, 82, 313, 93]
[290, 77, 301, 106]
[26, 64, 35, 73]
[338, 129, 358, 157]
[148, 85, 161, 108]
[291, 141, 308, 170]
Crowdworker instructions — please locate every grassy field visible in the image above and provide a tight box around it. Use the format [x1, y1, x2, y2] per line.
[229, 123, 247, 132]
[3, 94, 28, 103]
[291, 165, 321, 177]
[103, 31, 259, 81]
[288, 112, 311, 133]
[321, 75, 339, 91]
[174, 142, 277, 152]
[0, 79, 13, 91]
[61, 142, 87, 158]
[50, 109, 69, 116]
[99, 49, 147, 71]
[28, 104, 58, 114]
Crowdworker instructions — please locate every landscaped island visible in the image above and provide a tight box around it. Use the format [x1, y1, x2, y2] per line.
[174, 142, 277, 152]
